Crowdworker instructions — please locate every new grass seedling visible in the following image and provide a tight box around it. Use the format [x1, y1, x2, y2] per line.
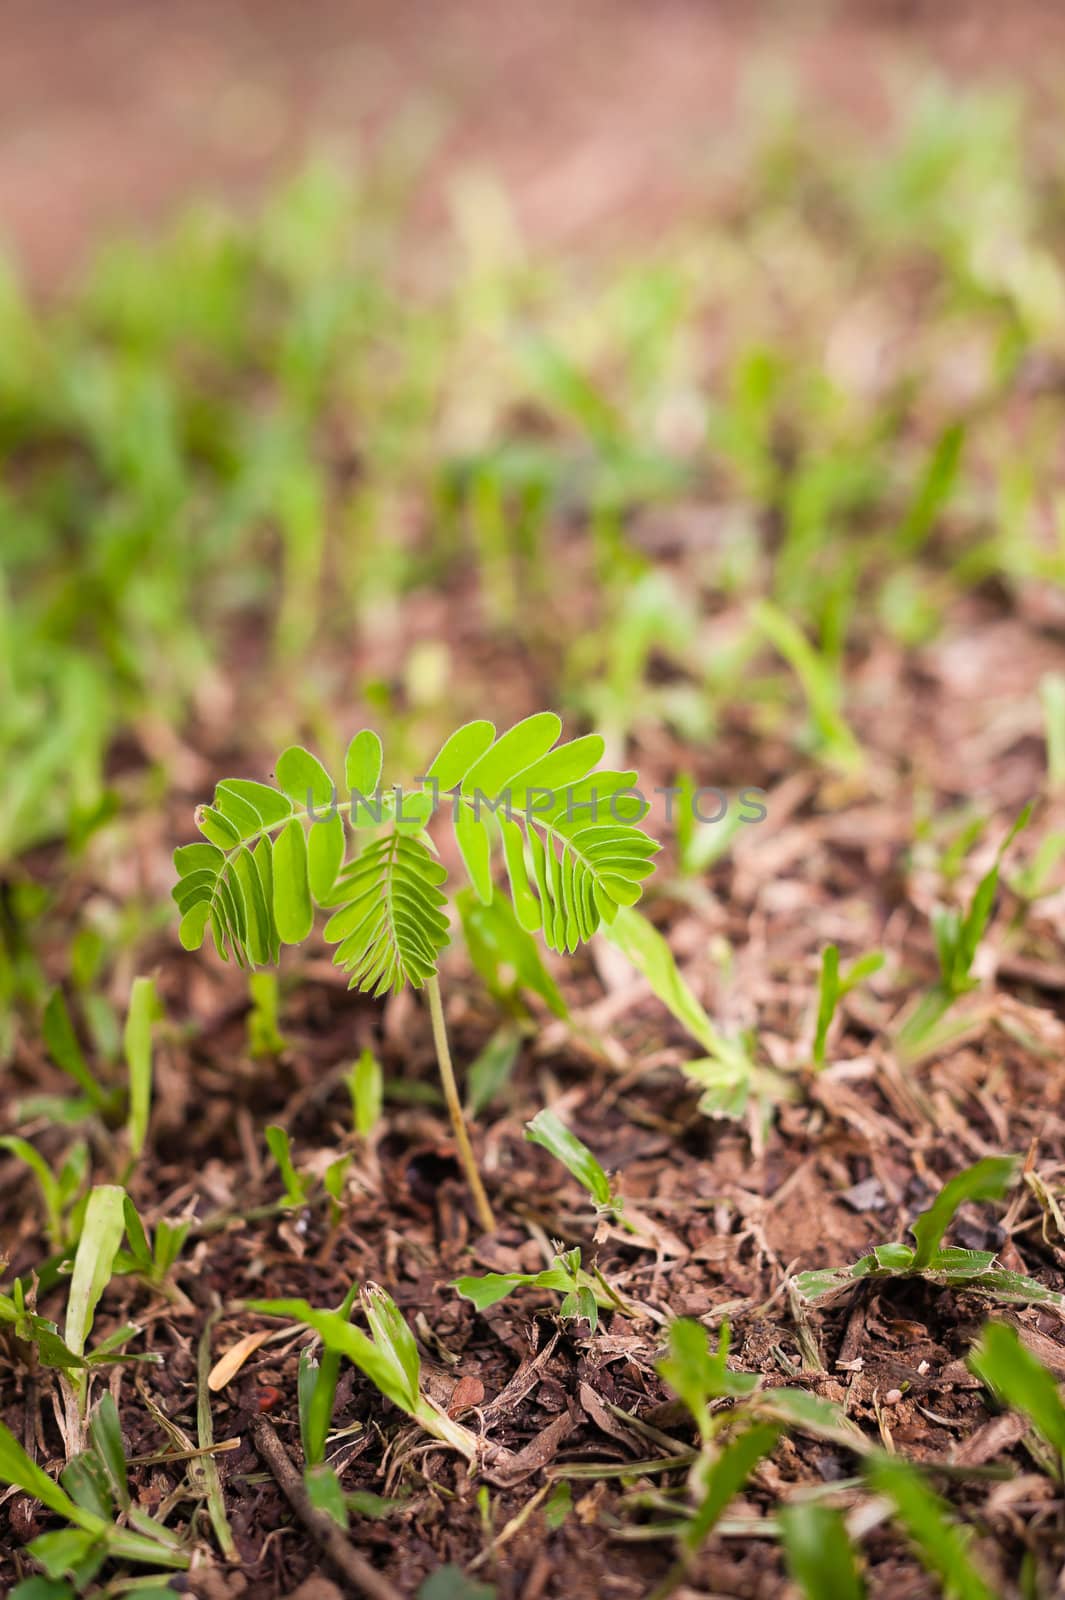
[897, 805, 1032, 1061]
[456, 887, 568, 1022]
[811, 944, 885, 1070]
[969, 1320, 1065, 1478]
[264, 1123, 310, 1208]
[603, 904, 789, 1120]
[649, 1318, 865, 1600]
[752, 598, 863, 776]
[779, 1502, 865, 1600]
[0, 1275, 91, 1379]
[33, 978, 158, 1170]
[297, 1281, 359, 1524]
[250, 1283, 479, 1466]
[0, 1133, 87, 1254]
[62, 1185, 128, 1443]
[122, 975, 156, 1169]
[175, 714, 660, 1230]
[673, 773, 745, 879]
[1041, 671, 1065, 794]
[348, 1047, 383, 1138]
[0, 1400, 188, 1591]
[118, 1195, 190, 1296]
[524, 1106, 625, 1225]
[455, 1245, 623, 1333]
[795, 1155, 1062, 1307]
[42, 988, 117, 1120]
[862, 1451, 996, 1600]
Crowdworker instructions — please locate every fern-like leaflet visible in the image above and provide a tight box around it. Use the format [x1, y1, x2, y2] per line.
[173, 713, 659, 993]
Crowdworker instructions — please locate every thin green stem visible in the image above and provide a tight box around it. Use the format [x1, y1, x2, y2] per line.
[425, 973, 496, 1233]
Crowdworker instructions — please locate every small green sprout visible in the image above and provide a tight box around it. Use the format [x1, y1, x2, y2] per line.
[264, 1124, 311, 1209]
[862, 1452, 996, 1600]
[524, 1106, 624, 1224]
[0, 1396, 188, 1591]
[811, 944, 884, 1069]
[652, 1317, 868, 1594]
[969, 1321, 1065, 1472]
[122, 974, 156, 1167]
[780, 1502, 865, 1600]
[603, 904, 785, 1120]
[250, 1283, 479, 1465]
[1041, 672, 1065, 794]
[118, 1195, 190, 1294]
[31, 978, 159, 1169]
[296, 1281, 360, 1524]
[795, 1155, 1061, 1307]
[63, 1186, 128, 1431]
[453, 1246, 603, 1331]
[897, 806, 1031, 1060]
[347, 1047, 383, 1138]
[247, 970, 287, 1056]
[752, 598, 863, 776]
[657, 1320, 759, 1445]
[456, 887, 568, 1021]
[0, 1134, 87, 1254]
[42, 989, 117, 1120]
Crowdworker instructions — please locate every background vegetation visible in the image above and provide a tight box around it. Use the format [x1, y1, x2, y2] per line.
[3, 27, 1065, 1600]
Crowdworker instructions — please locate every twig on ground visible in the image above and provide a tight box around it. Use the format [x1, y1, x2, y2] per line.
[251, 1414, 403, 1600]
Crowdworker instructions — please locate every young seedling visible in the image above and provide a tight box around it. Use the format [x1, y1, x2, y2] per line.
[896, 805, 1031, 1061]
[264, 1124, 311, 1209]
[249, 1283, 479, 1466]
[118, 1195, 191, 1295]
[969, 1321, 1065, 1478]
[26, 977, 158, 1176]
[794, 1155, 1062, 1308]
[0, 1133, 87, 1254]
[0, 1399, 189, 1592]
[457, 887, 568, 1022]
[41, 988, 119, 1122]
[524, 1106, 625, 1226]
[297, 1281, 359, 1523]
[811, 944, 885, 1070]
[780, 1503, 866, 1600]
[752, 598, 863, 777]
[247, 970, 287, 1056]
[650, 1319, 864, 1600]
[174, 714, 659, 1231]
[603, 904, 789, 1121]
[122, 974, 156, 1170]
[862, 1451, 996, 1600]
[656, 1319, 862, 1451]
[61, 1185, 129, 1449]
[1041, 671, 1065, 794]
[453, 1245, 606, 1332]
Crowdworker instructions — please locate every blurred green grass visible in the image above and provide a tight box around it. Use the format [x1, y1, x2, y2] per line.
[2, 78, 1064, 1028]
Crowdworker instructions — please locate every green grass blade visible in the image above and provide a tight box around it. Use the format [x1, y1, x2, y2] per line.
[684, 1422, 781, 1551]
[42, 991, 108, 1111]
[864, 1452, 996, 1600]
[123, 977, 156, 1164]
[197, 1311, 238, 1559]
[0, 1420, 101, 1529]
[969, 1321, 1065, 1457]
[64, 1185, 126, 1366]
[780, 1501, 865, 1599]
[909, 1157, 1018, 1271]
[524, 1107, 613, 1208]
